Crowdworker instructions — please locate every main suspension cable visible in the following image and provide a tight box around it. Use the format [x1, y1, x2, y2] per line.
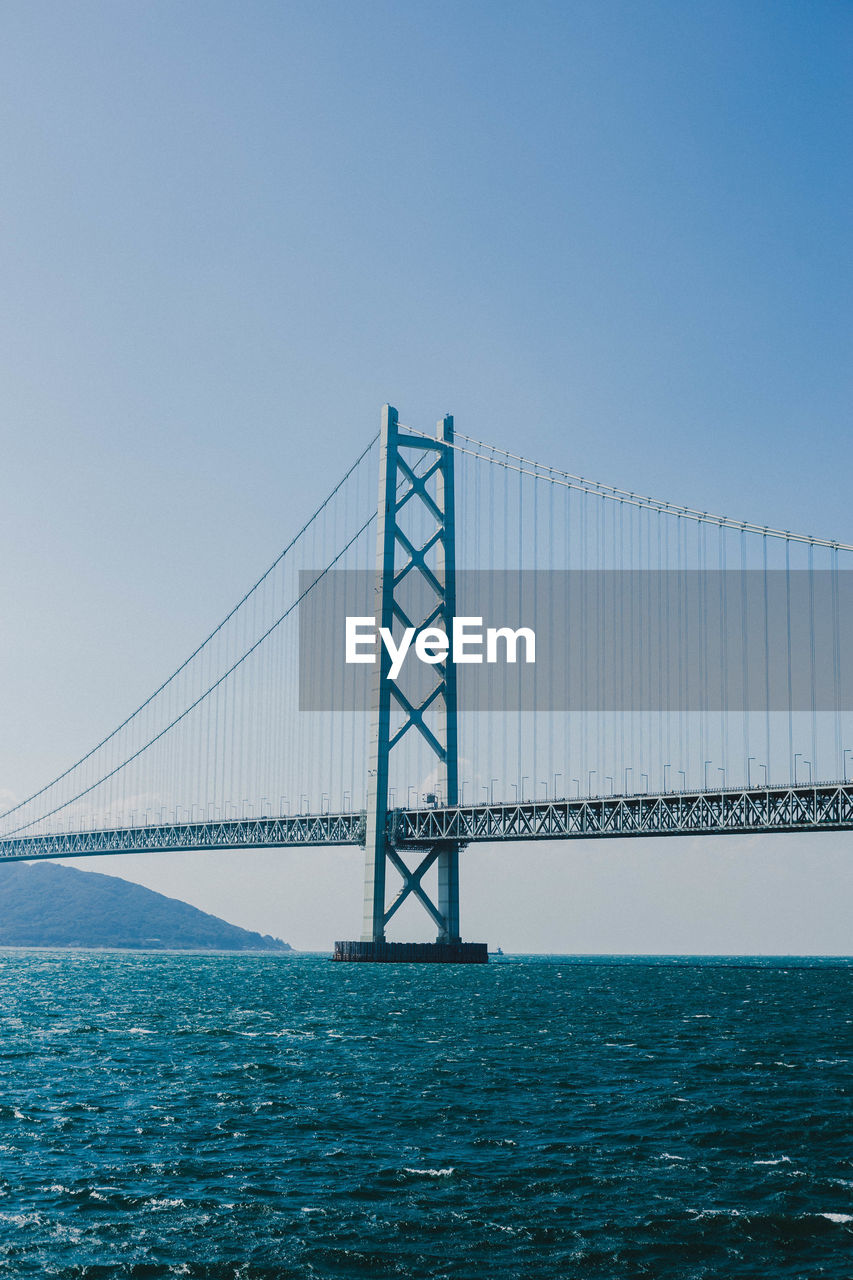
[0, 432, 379, 822]
[402, 425, 853, 551]
[3, 511, 378, 838]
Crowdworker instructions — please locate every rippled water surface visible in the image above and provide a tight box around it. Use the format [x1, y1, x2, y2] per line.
[0, 951, 850, 1278]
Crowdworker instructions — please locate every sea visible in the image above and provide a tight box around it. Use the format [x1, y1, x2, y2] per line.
[0, 951, 850, 1279]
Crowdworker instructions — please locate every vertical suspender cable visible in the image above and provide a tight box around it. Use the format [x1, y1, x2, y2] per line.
[831, 546, 842, 779]
[719, 522, 728, 784]
[785, 537, 794, 781]
[740, 527, 749, 788]
[763, 533, 771, 785]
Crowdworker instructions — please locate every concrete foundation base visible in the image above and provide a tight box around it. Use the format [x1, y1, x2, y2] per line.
[333, 940, 488, 964]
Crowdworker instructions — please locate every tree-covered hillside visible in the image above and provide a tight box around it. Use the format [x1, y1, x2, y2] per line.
[0, 861, 291, 951]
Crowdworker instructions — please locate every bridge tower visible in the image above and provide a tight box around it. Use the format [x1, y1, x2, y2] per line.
[335, 405, 487, 963]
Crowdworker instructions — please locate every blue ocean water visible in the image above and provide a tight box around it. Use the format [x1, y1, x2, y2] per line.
[0, 951, 850, 1278]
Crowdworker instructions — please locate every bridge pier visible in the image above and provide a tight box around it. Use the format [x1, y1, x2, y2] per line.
[334, 940, 487, 964]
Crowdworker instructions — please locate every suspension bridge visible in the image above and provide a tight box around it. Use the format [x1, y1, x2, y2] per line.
[3, 406, 852, 960]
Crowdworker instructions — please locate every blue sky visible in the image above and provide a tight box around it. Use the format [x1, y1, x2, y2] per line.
[1, 1, 851, 949]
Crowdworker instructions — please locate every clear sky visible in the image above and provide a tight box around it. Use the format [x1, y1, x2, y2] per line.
[1, 1, 851, 950]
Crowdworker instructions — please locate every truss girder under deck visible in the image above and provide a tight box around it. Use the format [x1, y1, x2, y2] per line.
[393, 784, 853, 845]
[4, 783, 851, 866]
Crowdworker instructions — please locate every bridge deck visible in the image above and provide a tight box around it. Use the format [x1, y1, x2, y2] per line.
[0, 813, 366, 862]
[1, 783, 852, 863]
[395, 784, 853, 845]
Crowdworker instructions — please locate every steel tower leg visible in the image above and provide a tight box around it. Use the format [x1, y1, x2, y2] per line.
[434, 413, 460, 942]
[361, 405, 398, 942]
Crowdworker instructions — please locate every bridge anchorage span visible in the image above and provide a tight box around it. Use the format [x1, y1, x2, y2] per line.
[2, 403, 853, 960]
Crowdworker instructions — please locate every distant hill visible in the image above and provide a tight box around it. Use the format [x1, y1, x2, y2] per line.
[0, 861, 292, 951]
